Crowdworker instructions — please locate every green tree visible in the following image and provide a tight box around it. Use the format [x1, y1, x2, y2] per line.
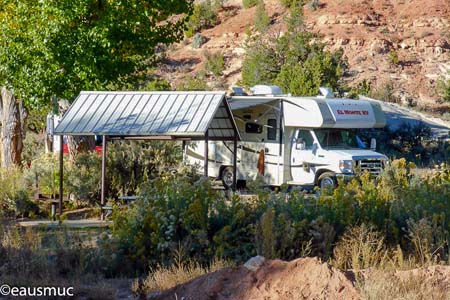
[185, 0, 218, 37]
[445, 81, 450, 103]
[437, 77, 450, 103]
[242, 40, 281, 87]
[254, 0, 270, 32]
[0, 0, 193, 166]
[242, 2, 344, 95]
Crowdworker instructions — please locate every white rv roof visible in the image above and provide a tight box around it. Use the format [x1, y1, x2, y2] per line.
[284, 97, 386, 128]
[228, 96, 279, 110]
[228, 95, 386, 129]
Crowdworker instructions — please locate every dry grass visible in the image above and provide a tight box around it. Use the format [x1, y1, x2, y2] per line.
[135, 258, 232, 295]
[359, 270, 450, 300]
[333, 224, 450, 299]
[332, 224, 389, 270]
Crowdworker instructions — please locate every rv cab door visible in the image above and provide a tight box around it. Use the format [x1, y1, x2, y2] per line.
[290, 129, 316, 185]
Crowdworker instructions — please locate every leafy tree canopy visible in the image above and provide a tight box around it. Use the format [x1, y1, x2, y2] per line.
[0, 0, 193, 108]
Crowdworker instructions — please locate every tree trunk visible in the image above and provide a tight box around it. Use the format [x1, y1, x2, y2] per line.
[58, 99, 95, 161]
[0, 87, 27, 168]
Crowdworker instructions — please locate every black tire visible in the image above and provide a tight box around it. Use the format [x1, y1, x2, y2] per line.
[221, 167, 234, 190]
[318, 172, 337, 190]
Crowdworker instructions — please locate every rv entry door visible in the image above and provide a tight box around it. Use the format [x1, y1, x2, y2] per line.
[290, 129, 316, 185]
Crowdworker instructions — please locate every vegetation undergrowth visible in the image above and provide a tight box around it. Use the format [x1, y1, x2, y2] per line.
[1, 157, 449, 298]
[133, 247, 232, 296]
[105, 158, 450, 276]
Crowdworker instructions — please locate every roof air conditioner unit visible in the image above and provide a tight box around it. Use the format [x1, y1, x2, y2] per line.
[250, 85, 283, 96]
[317, 87, 334, 98]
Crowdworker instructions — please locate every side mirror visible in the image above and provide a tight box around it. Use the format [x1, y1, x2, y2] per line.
[296, 138, 306, 150]
[370, 138, 377, 150]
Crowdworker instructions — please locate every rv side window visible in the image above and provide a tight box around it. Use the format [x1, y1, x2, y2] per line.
[245, 122, 263, 134]
[267, 119, 277, 141]
[297, 130, 314, 148]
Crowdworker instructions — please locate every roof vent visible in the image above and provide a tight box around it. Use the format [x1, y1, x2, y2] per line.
[231, 86, 247, 96]
[250, 85, 282, 96]
[317, 87, 334, 98]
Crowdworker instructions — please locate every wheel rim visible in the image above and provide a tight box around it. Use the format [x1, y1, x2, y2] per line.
[223, 170, 233, 187]
[320, 177, 335, 189]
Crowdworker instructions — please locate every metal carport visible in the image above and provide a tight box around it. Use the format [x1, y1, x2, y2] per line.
[54, 91, 240, 219]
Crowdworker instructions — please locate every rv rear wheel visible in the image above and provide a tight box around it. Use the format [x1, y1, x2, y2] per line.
[221, 167, 234, 189]
[318, 172, 337, 190]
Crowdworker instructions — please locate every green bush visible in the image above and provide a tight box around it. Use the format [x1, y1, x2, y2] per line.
[347, 80, 372, 99]
[66, 152, 102, 204]
[254, 0, 270, 32]
[359, 122, 450, 166]
[65, 140, 182, 205]
[242, 0, 259, 8]
[388, 49, 400, 65]
[307, 0, 320, 10]
[191, 33, 206, 48]
[371, 80, 398, 103]
[177, 75, 209, 91]
[279, 0, 302, 7]
[437, 78, 450, 103]
[23, 153, 64, 199]
[10, 190, 39, 218]
[21, 133, 45, 165]
[185, 0, 218, 38]
[204, 51, 225, 77]
[109, 159, 450, 275]
[111, 168, 263, 273]
[26, 109, 47, 133]
[142, 78, 171, 91]
[0, 167, 23, 217]
[107, 140, 181, 196]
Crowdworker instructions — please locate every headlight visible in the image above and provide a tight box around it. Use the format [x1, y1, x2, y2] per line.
[339, 160, 353, 173]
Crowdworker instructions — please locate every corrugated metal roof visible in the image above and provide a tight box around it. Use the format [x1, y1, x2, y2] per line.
[54, 91, 239, 140]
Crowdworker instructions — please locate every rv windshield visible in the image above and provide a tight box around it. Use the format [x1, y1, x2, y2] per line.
[315, 129, 363, 150]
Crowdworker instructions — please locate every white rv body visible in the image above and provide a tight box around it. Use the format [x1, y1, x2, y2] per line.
[185, 87, 387, 188]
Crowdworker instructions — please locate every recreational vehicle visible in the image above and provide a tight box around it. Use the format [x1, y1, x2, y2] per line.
[185, 85, 388, 189]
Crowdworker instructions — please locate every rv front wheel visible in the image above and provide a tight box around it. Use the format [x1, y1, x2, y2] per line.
[318, 172, 337, 190]
[221, 167, 234, 189]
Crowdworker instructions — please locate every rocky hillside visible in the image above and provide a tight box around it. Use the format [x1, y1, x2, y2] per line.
[158, 0, 449, 108]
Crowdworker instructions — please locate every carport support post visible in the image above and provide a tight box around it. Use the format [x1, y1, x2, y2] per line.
[204, 131, 209, 177]
[232, 135, 237, 191]
[58, 135, 63, 222]
[101, 135, 107, 220]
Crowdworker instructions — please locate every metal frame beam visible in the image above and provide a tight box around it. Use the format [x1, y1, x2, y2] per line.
[100, 135, 107, 220]
[204, 131, 209, 177]
[58, 135, 63, 223]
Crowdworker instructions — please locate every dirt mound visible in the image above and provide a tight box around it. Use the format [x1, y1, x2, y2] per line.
[150, 257, 360, 300]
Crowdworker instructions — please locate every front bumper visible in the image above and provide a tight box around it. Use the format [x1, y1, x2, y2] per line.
[336, 173, 355, 182]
